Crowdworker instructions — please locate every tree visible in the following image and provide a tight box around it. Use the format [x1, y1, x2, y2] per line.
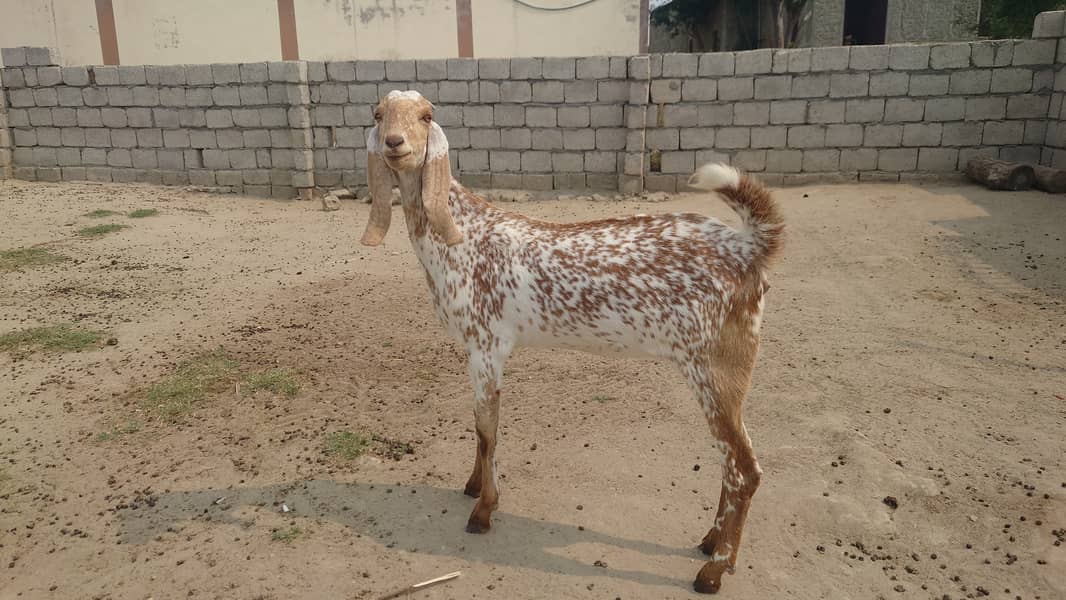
[979, 0, 1066, 39]
[650, 0, 810, 52]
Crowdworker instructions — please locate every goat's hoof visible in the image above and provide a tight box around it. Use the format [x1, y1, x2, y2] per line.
[464, 519, 491, 534]
[698, 538, 717, 556]
[692, 577, 721, 594]
[463, 484, 481, 498]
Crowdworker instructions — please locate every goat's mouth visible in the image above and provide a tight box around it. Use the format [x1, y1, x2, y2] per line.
[384, 151, 411, 160]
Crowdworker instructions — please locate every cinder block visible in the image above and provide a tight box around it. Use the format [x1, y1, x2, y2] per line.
[662, 54, 698, 78]
[510, 57, 542, 79]
[434, 105, 462, 127]
[543, 57, 576, 79]
[836, 148, 876, 170]
[718, 77, 754, 101]
[598, 80, 628, 102]
[437, 80, 467, 103]
[878, 148, 918, 171]
[948, 70, 991, 95]
[2, 67, 26, 88]
[564, 80, 597, 102]
[885, 98, 925, 122]
[661, 150, 694, 174]
[110, 128, 137, 148]
[829, 73, 868, 97]
[755, 75, 791, 100]
[188, 130, 217, 149]
[2, 47, 28, 67]
[57, 86, 85, 107]
[1012, 39, 1056, 66]
[28, 108, 53, 126]
[983, 120, 1025, 145]
[850, 46, 889, 70]
[679, 128, 714, 149]
[210, 86, 239, 106]
[645, 128, 679, 150]
[870, 72, 908, 96]
[550, 152, 582, 172]
[751, 126, 787, 148]
[84, 88, 109, 107]
[185, 88, 213, 107]
[791, 74, 829, 98]
[163, 129, 190, 148]
[902, 123, 942, 147]
[269, 61, 306, 82]
[157, 87, 186, 107]
[999, 145, 1041, 164]
[716, 127, 750, 149]
[735, 49, 772, 75]
[135, 128, 163, 147]
[811, 46, 850, 72]
[7, 88, 35, 107]
[530, 80, 562, 102]
[731, 102, 767, 126]
[36, 127, 60, 146]
[124, 107, 150, 127]
[562, 129, 596, 150]
[787, 125, 825, 148]
[1007, 94, 1049, 118]
[479, 58, 510, 79]
[130, 149, 157, 169]
[326, 61, 357, 81]
[104, 86, 132, 106]
[916, 148, 959, 171]
[964, 97, 1006, 120]
[770, 100, 806, 124]
[76, 108, 102, 128]
[52, 107, 76, 126]
[385, 60, 415, 81]
[447, 58, 478, 80]
[204, 109, 234, 129]
[595, 128, 626, 150]
[60, 66, 89, 86]
[731, 150, 765, 171]
[464, 106, 494, 127]
[889, 45, 929, 70]
[12, 128, 37, 146]
[532, 129, 563, 150]
[238, 62, 267, 84]
[930, 43, 972, 69]
[36, 167, 62, 182]
[116, 65, 146, 85]
[1031, 10, 1066, 38]
[333, 62, 375, 84]
[577, 56, 610, 79]
[662, 104, 697, 127]
[650, 79, 681, 103]
[609, 56, 627, 79]
[500, 128, 531, 149]
[802, 149, 840, 172]
[908, 74, 949, 97]
[1024, 120, 1046, 145]
[942, 121, 980, 146]
[34, 88, 59, 106]
[59, 127, 85, 147]
[864, 124, 903, 147]
[184, 64, 212, 85]
[971, 40, 1013, 67]
[238, 85, 268, 105]
[106, 148, 131, 167]
[1033, 68, 1054, 92]
[56, 147, 82, 166]
[517, 150, 551, 172]
[627, 55, 650, 81]
[500, 81, 532, 103]
[765, 149, 802, 173]
[808, 99, 846, 124]
[488, 150, 520, 171]
[343, 105, 373, 126]
[527, 106, 557, 127]
[590, 105, 621, 127]
[698, 52, 735, 77]
[845, 98, 885, 123]
[924, 97, 965, 121]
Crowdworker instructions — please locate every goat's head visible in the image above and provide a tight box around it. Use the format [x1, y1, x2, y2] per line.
[360, 90, 462, 247]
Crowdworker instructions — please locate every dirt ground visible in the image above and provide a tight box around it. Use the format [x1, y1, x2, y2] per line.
[0, 176, 1064, 600]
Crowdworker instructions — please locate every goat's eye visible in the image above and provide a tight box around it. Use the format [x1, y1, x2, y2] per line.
[374, 112, 381, 121]
[421, 113, 432, 123]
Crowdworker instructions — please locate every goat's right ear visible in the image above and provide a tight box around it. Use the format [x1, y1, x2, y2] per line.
[361, 125, 394, 246]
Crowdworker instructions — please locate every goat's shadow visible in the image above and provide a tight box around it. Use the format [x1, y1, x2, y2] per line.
[116, 479, 694, 588]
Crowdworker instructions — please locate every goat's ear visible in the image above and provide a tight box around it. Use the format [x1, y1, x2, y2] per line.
[361, 125, 394, 246]
[422, 122, 462, 246]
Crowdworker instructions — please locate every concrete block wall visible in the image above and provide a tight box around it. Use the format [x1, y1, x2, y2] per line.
[303, 55, 634, 193]
[0, 67, 11, 179]
[641, 39, 1057, 191]
[3, 12, 1066, 196]
[0, 49, 313, 197]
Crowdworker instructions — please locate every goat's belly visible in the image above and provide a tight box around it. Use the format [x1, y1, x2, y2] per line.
[512, 318, 676, 359]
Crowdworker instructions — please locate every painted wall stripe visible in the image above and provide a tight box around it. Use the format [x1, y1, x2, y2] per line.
[94, 0, 120, 65]
[278, 0, 300, 60]
[456, 0, 474, 58]
[639, 0, 649, 53]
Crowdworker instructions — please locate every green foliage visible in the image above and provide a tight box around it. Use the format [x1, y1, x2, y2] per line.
[324, 431, 372, 460]
[127, 208, 160, 218]
[246, 368, 299, 397]
[84, 209, 121, 218]
[0, 248, 67, 272]
[77, 223, 128, 237]
[143, 349, 238, 421]
[0, 324, 104, 358]
[979, 0, 1066, 39]
[271, 527, 302, 543]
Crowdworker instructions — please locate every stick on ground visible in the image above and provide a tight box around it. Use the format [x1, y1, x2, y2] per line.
[375, 571, 462, 600]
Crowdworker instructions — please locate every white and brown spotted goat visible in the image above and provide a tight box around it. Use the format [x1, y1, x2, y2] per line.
[360, 90, 784, 594]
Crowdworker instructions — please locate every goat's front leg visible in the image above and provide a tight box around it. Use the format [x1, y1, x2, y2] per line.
[463, 345, 508, 533]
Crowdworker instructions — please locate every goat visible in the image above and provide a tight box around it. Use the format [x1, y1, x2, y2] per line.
[360, 90, 785, 594]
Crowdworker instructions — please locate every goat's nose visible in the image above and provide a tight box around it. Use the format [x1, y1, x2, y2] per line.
[384, 135, 404, 149]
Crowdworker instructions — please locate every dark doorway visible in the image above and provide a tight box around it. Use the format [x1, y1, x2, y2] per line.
[843, 0, 888, 45]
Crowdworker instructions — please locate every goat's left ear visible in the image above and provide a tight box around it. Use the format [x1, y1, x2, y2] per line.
[422, 122, 462, 246]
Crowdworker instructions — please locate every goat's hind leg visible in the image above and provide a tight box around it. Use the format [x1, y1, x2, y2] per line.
[682, 336, 763, 592]
[463, 345, 508, 533]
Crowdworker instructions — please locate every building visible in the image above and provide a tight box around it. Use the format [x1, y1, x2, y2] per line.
[0, 0, 650, 67]
[650, 0, 981, 53]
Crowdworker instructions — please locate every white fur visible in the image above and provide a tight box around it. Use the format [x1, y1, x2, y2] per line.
[426, 122, 449, 161]
[366, 125, 380, 153]
[385, 90, 424, 102]
[687, 163, 741, 191]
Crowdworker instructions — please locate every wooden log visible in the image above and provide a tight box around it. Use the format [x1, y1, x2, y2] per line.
[964, 158, 1036, 191]
[1033, 164, 1066, 193]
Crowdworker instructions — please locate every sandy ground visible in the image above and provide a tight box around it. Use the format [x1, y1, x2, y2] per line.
[0, 177, 1064, 600]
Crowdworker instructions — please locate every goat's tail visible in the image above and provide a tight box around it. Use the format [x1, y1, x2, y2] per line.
[687, 163, 784, 272]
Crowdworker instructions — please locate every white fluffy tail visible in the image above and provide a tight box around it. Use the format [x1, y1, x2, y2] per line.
[687, 163, 741, 192]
